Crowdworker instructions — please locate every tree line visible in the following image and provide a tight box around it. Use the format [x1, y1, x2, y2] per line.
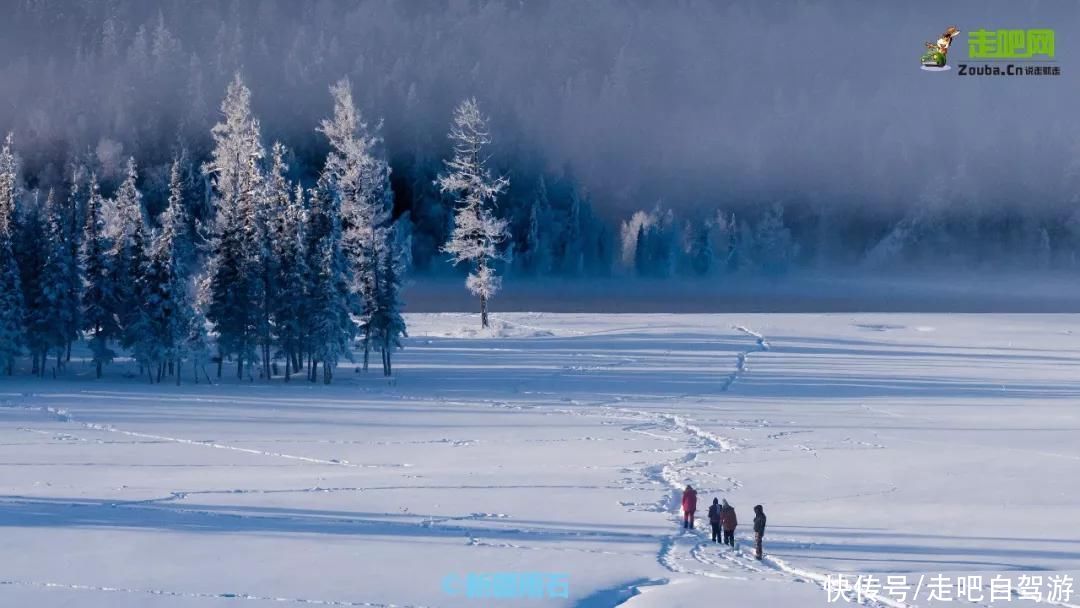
[0, 75, 515, 382]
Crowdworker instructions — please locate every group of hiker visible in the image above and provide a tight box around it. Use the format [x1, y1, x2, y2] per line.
[680, 484, 767, 560]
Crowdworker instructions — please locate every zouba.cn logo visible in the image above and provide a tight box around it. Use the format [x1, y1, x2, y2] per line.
[921, 26, 961, 71]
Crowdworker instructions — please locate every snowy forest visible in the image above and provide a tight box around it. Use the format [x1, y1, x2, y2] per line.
[1, 0, 1079, 379]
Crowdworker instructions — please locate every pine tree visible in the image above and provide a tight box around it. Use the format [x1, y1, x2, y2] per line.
[81, 174, 118, 378]
[204, 74, 262, 210]
[39, 190, 80, 372]
[369, 222, 407, 376]
[753, 203, 797, 275]
[521, 176, 552, 275]
[688, 219, 714, 276]
[111, 158, 151, 360]
[317, 78, 390, 369]
[271, 183, 309, 381]
[306, 81, 367, 383]
[437, 98, 509, 328]
[254, 143, 291, 380]
[143, 159, 196, 384]
[0, 134, 23, 375]
[634, 224, 649, 276]
[562, 188, 584, 276]
[203, 75, 264, 379]
[308, 232, 353, 384]
[18, 191, 49, 376]
[188, 269, 213, 384]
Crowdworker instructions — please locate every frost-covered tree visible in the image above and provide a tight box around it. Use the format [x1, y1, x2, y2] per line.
[17, 191, 50, 375]
[751, 203, 798, 275]
[110, 158, 151, 358]
[687, 218, 714, 276]
[0, 134, 23, 375]
[368, 222, 407, 376]
[271, 183, 309, 381]
[39, 190, 81, 371]
[437, 98, 509, 328]
[633, 224, 648, 276]
[559, 188, 585, 276]
[253, 143, 291, 380]
[623, 204, 675, 277]
[204, 74, 262, 211]
[187, 263, 214, 384]
[316, 78, 391, 368]
[203, 75, 264, 379]
[308, 233, 353, 384]
[80, 174, 117, 378]
[519, 176, 552, 275]
[356, 168, 395, 371]
[142, 159, 197, 383]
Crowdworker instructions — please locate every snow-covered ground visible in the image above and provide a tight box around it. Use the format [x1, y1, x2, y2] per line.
[1, 313, 1078, 607]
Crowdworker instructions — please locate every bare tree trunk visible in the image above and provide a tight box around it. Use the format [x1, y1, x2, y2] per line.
[284, 353, 291, 382]
[175, 360, 181, 386]
[480, 294, 489, 328]
[237, 355, 243, 379]
[323, 361, 332, 384]
[217, 349, 223, 378]
[95, 359, 102, 379]
[65, 340, 72, 363]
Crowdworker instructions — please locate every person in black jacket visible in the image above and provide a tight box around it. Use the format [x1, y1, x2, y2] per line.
[707, 498, 721, 543]
[753, 504, 767, 560]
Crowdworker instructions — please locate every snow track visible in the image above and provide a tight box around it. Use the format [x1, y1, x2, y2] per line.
[0, 402, 409, 469]
[0, 580, 429, 607]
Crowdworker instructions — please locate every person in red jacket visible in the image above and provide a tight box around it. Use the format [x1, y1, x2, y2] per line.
[720, 499, 738, 547]
[681, 485, 698, 529]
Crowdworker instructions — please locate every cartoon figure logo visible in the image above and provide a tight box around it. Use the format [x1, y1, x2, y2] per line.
[921, 26, 961, 71]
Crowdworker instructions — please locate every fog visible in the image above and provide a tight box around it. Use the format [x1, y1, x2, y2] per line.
[0, 0, 1075, 217]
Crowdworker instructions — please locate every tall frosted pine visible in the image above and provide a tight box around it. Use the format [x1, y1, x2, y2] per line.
[81, 174, 118, 378]
[437, 99, 509, 328]
[0, 134, 23, 375]
[306, 79, 378, 383]
[143, 159, 196, 384]
[111, 158, 150, 359]
[203, 74, 264, 379]
[317, 78, 390, 369]
[269, 175, 309, 382]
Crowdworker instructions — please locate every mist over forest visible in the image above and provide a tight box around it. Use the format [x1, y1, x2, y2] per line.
[1, 0, 1077, 276]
